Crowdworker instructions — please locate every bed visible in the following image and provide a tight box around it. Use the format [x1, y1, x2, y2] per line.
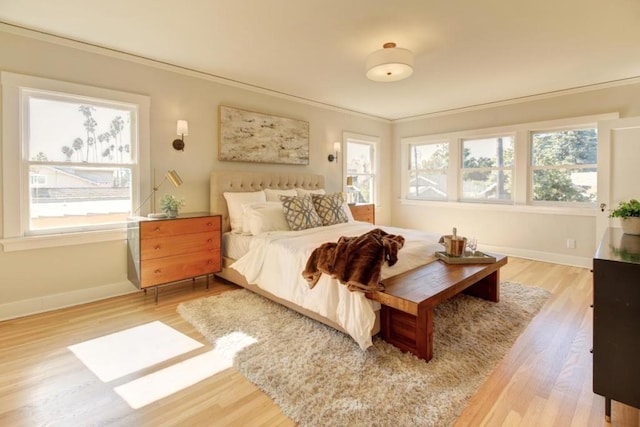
[210, 171, 442, 350]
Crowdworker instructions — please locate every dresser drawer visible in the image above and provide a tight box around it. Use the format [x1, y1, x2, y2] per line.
[141, 250, 222, 287]
[140, 216, 220, 239]
[141, 231, 221, 261]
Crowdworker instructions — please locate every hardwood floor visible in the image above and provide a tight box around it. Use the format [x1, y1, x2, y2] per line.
[0, 258, 638, 426]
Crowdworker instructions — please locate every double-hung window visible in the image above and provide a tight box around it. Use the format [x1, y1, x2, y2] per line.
[461, 136, 514, 202]
[2, 72, 149, 244]
[345, 133, 378, 205]
[407, 141, 449, 200]
[530, 127, 597, 204]
[401, 114, 611, 208]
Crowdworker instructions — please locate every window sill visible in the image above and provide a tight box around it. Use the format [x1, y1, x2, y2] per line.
[1, 228, 126, 252]
[399, 198, 597, 217]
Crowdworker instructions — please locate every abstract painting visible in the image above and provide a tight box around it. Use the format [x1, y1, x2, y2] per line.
[218, 105, 309, 165]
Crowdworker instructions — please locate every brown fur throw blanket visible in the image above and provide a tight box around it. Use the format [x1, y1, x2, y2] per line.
[302, 228, 405, 292]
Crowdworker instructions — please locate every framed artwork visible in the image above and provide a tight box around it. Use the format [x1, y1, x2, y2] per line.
[218, 105, 309, 165]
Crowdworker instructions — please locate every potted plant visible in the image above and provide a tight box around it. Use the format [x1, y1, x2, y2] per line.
[609, 199, 640, 235]
[159, 194, 185, 218]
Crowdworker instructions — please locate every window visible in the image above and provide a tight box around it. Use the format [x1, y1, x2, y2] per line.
[530, 128, 597, 204]
[407, 141, 449, 200]
[461, 136, 513, 202]
[2, 72, 150, 242]
[400, 113, 615, 209]
[345, 133, 378, 205]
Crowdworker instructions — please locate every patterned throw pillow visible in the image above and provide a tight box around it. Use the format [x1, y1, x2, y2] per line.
[280, 194, 324, 231]
[311, 193, 348, 226]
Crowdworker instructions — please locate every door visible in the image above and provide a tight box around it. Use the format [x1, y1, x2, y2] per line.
[596, 116, 640, 245]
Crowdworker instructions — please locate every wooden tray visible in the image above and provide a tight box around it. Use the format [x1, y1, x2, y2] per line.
[435, 251, 497, 264]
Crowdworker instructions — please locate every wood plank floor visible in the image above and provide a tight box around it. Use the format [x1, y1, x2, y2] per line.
[0, 258, 638, 426]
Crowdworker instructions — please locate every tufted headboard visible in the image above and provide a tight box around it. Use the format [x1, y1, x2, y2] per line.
[210, 171, 325, 232]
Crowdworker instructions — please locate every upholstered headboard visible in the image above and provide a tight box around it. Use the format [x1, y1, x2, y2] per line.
[210, 171, 325, 232]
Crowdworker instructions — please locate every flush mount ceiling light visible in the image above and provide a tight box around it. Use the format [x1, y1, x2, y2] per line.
[365, 42, 414, 82]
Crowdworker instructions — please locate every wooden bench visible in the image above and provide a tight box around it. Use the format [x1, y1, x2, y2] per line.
[367, 254, 508, 362]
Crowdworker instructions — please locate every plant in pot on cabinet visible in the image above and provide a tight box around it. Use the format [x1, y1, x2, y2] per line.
[159, 194, 185, 218]
[609, 199, 640, 235]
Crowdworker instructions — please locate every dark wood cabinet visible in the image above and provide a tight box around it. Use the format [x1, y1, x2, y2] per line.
[593, 227, 640, 421]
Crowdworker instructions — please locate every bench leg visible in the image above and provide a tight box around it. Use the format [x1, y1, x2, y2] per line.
[464, 269, 500, 302]
[380, 305, 434, 362]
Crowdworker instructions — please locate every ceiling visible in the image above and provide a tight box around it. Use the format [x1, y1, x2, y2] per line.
[1, 0, 640, 120]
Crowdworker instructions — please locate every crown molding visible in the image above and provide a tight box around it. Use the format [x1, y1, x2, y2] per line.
[3, 21, 640, 125]
[0, 22, 390, 123]
[392, 76, 640, 123]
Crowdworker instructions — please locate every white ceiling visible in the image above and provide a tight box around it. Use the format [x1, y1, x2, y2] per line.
[1, 0, 640, 120]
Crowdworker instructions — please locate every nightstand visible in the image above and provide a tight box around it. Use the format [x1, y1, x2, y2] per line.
[127, 212, 222, 302]
[349, 203, 375, 224]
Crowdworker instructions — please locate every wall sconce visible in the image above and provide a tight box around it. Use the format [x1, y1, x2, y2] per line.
[134, 169, 183, 217]
[172, 120, 189, 151]
[328, 141, 341, 162]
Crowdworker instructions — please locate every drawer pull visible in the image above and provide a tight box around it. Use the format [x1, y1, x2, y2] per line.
[154, 227, 161, 232]
[207, 222, 213, 227]
[207, 260, 213, 264]
[207, 239, 213, 243]
[155, 245, 161, 250]
[154, 269, 161, 274]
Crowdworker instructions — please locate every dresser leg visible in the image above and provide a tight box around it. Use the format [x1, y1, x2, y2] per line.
[154, 287, 158, 304]
[206, 274, 210, 290]
[605, 397, 611, 422]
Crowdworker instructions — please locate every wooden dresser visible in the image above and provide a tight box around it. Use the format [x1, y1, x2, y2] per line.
[592, 227, 640, 421]
[127, 213, 222, 301]
[348, 203, 375, 224]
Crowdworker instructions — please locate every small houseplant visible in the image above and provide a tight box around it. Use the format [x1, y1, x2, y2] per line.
[609, 199, 640, 235]
[159, 194, 185, 218]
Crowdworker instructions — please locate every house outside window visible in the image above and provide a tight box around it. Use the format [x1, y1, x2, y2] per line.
[461, 136, 514, 202]
[345, 133, 378, 205]
[530, 128, 597, 204]
[2, 72, 150, 242]
[407, 141, 449, 200]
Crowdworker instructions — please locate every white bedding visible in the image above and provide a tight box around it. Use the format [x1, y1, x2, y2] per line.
[230, 221, 442, 350]
[222, 232, 254, 260]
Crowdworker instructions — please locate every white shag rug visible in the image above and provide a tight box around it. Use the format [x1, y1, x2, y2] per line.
[177, 282, 550, 426]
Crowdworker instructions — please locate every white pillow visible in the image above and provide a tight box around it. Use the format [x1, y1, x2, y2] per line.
[264, 188, 297, 202]
[223, 191, 266, 233]
[295, 187, 325, 197]
[243, 202, 291, 235]
[342, 201, 355, 221]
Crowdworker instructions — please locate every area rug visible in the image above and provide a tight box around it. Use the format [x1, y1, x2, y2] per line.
[177, 282, 550, 426]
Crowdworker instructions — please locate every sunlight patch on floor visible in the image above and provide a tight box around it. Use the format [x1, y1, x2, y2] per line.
[68, 321, 203, 382]
[114, 332, 257, 409]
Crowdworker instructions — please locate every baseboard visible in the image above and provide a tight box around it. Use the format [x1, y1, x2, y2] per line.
[481, 244, 592, 269]
[0, 280, 138, 322]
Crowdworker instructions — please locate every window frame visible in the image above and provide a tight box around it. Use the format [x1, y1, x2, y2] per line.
[1, 72, 150, 251]
[400, 113, 618, 211]
[459, 133, 515, 204]
[405, 139, 450, 201]
[528, 126, 598, 207]
[343, 132, 379, 206]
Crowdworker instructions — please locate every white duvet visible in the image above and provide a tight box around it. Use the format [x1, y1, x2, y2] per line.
[230, 221, 442, 350]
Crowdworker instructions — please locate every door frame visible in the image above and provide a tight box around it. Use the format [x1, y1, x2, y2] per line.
[596, 116, 640, 245]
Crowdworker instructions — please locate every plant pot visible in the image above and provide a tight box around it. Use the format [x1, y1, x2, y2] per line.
[621, 217, 640, 235]
[167, 209, 178, 218]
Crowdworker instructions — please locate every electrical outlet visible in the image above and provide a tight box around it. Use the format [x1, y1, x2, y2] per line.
[566, 238, 576, 249]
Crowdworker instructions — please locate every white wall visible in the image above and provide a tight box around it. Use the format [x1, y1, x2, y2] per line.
[0, 28, 390, 319]
[391, 83, 640, 267]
